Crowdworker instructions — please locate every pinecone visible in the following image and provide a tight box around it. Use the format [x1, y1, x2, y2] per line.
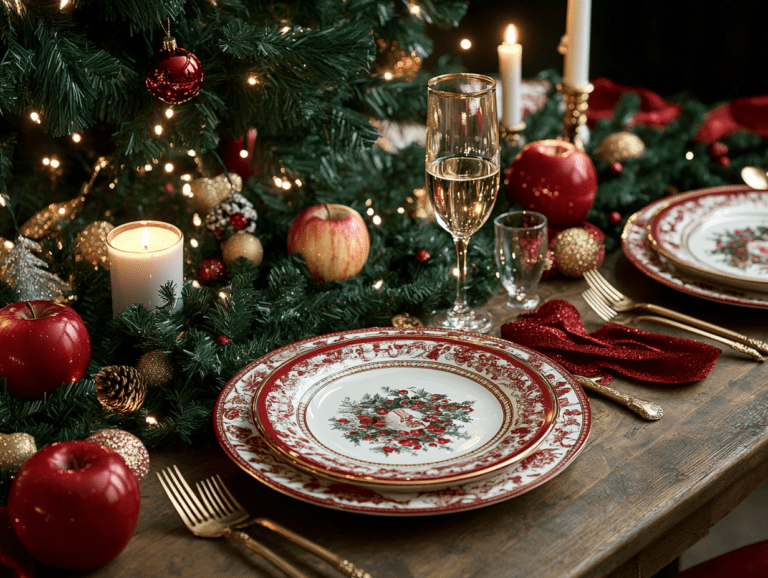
[94, 365, 147, 414]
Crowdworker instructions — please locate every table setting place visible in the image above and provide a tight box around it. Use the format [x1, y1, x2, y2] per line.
[4, 6, 768, 576]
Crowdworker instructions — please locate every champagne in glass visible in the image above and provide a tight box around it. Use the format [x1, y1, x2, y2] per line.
[425, 74, 500, 333]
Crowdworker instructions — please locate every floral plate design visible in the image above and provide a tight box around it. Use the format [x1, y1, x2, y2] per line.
[251, 333, 558, 490]
[213, 327, 591, 516]
[622, 185, 768, 309]
[648, 187, 768, 292]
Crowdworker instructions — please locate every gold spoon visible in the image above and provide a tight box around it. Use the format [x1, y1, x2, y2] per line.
[741, 166, 768, 190]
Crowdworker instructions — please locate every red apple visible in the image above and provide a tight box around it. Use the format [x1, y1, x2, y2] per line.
[287, 203, 370, 282]
[0, 300, 91, 400]
[504, 139, 598, 229]
[7, 440, 141, 571]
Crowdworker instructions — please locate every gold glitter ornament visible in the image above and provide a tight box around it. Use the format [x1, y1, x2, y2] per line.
[222, 232, 264, 267]
[552, 227, 603, 277]
[0, 432, 37, 472]
[74, 221, 114, 269]
[594, 131, 646, 164]
[392, 313, 424, 328]
[136, 350, 174, 387]
[20, 194, 86, 240]
[0, 237, 13, 263]
[372, 39, 422, 82]
[189, 173, 241, 214]
[86, 429, 150, 483]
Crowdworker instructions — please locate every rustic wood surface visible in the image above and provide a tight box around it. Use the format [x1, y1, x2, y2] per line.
[44, 251, 768, 578]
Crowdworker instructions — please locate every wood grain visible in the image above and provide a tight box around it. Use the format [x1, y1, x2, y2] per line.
[41, 252, 768, 578]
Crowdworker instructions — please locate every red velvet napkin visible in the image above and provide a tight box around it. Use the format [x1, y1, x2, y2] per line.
[0, 507, 36, 578]
[695, 94, 768, 143]
[587, 77, 682, 129]
[501, 300, 720, 385]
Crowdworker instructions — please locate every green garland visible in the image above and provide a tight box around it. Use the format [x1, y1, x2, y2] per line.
[2, 70, 768, 505]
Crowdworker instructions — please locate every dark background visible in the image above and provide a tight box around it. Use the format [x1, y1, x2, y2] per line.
[426, 0, 767, 104]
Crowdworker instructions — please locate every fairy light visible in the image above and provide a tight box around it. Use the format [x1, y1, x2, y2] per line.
[247, 76, 258, 86]
[60, 0, 69, 7]
[2, 239, 13, 251]
[452, 266, 460, 277]
[281, 181, 291, 190]
[397, 207, 405, 214]
[42, 157, 50, 166]
[373, 279, 384, 289]
[29, 111, 41, 124]
[295, 179, 303, 187]
[239, 149, 249, 158]
[182, 183, 192, 196]
[273, 176, 283, 187]
[144, 164, 153, 171]
[50, 159, 60, 168]
[164, 162, 174, 173]
[187, 150, 196, 157]
[384, 72, 393, 80]
[181, 174, 191, 181]
[154, 124, 163, 136]
[409, 3, 421, 16]
[190, 238, 199, 248]
[0, 195, 6, 208]
[192, 214, 202, 227]
[72, 133, 81, 143]
[372, 215, 382, 225]
[146, 416, 158, 426]
[218, 290, 229, 301]
[281, 26, 291, 33]
[686, 151, 694, 160]
[366, 207, 375, 216]
[165, 108, 174, 119]
[191, 280, 201, 289]
[460, 38, 472, 50]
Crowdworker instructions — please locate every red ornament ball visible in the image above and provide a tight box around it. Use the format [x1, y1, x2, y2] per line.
[229, 213, 249, 231]
[216, 336, 230, 345]
[717, 155, 731, 167]
[707, 141, 729, 158]
[145, 38, 203, 104]
[86, 429, 150, 484]
[609, 161, 623, 175]
[415, 250, 431, 262]
[608, 211, 623, 226]
[198, 258, 227, 284]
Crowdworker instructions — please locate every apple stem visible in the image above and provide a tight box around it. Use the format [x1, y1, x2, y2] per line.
[25, 302, 37, 320]
[324, 204, 332, 220]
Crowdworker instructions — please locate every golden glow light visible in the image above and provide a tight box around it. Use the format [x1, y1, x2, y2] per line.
[409, 4, 421, 15]
[373, 279, 384, 289]
[164, 162, 174, 173]
[505, 24, 517, 44]
[372, 215, 382, 225]
[29, 111, 40, 123]
[154, 124, 163, 136]
[187, 150, 196, 157]
[460, 38, 472, 50]
[686, 151, 694, 160]
[366, 207, 375, 216]
[146, 416, 158, 425]
[182, 183, 192, 196]
[144, 164, 153, 171]
[190, 238, 199, 248]
[191, 280, 201, 288]
[239, 149, 249, 158]
[452, 267, 460, 277]
[60, 0, 70, 7]
[384, 72, 393, 80]
[247, 76, 258, 86]
[50, 159, 60, 168]
[281, 181, 291, 190]
[42, 157, 50, 166]
[181, 174, 191, 181]
[72, 133, 81, 143]
[165, 108, 174, 119]
[0, 195, 6, 207]
[192, 214, 202, 227]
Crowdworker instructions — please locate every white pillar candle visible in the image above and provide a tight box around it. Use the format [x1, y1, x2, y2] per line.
[107, 221, 184, 317]
[563, 0, 591, 87]
[498, 24, 523, 128]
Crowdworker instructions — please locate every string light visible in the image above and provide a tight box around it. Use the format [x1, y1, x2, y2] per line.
[366, 207, 375, 216]
[190, 238, 199, 248]
[372, 215, 382, 225]
[295, 179, 303, 187]
[144, 164, 153, 171]
[154, 124, 163, 136]
[409, 3, 421, 15]
[239, 150, 249, 159]
[187, 150, 196, 157]
[165, 108, 174, 119]
[50, 159, 60, 168]
[686, 151, 694, 160]
[29, 111, 41, 124]
[72, 133, 82, 143]
[182, 183, 192, 196]
[164, 162, 174, 173]
[42, 158, 50, 166]
[60, 0, 70, 8]
[281, 181, 291, 190]
[384, 72, 393, 80]
[452, 267, 460, 277]
[192, 214, 202, 227]
[0, 194, 7, 208]
[191, 280, 201, 289]
[460, 38, 472, 50]
[373, 279, 384, 289]
[146, 416, 158, 425]
[181, 174, 192, 181]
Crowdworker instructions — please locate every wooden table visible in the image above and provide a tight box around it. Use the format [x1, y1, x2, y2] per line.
[58, 251, 768, 578]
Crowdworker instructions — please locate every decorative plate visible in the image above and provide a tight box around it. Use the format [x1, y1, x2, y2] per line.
[214, 327, 591, 516]
[649, 188, 768, 292]
[251, 333, 558, 490]
[622, 185, 768, 309]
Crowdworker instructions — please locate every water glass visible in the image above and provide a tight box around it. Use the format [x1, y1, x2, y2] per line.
[494, 211, 548, 312]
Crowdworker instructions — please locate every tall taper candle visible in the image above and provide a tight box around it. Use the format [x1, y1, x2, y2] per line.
[107, 221, 184, 317]
[563, 0, 591, 87]
[498, 24, 522, 128]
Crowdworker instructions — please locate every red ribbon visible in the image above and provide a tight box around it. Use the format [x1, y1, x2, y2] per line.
[587, 77, 682, 129]
[501, 300, 720, 385]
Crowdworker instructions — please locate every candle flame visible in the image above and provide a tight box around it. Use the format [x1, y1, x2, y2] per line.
[505, 24, 517, 44]
[141, 227, 150, 249]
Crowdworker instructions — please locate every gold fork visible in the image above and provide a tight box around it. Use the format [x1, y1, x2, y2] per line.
[196, 474, 373, 578]
[583, 269, 768, 355]
[582, 289, 764, 361]
[157, 466, 308, 578]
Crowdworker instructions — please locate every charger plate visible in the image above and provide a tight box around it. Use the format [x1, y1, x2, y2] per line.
[622, 185, 768, 309]
[214, 327, 591, 516]
[649, 187, 768, 293]
[251, 332, 558, 490]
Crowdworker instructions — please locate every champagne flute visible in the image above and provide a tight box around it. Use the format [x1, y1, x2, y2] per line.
[425, 73, 500, 333]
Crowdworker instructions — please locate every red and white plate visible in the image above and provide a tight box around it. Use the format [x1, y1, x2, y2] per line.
[214, 327, 591, 516]
[649, 187, 768, 293]
[251, 332, 558, 490]
[622, 185, 768, 309]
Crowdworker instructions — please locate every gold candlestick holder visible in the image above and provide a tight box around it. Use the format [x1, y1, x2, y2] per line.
[557, 81, 593, 150]
[500, 121, 526, 149]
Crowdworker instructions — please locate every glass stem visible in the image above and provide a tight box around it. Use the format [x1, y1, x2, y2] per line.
[451, 236, 471, 318]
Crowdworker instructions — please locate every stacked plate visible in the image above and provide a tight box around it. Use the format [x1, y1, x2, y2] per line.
[214, 327, 591, 516]
[623, 185, 768, 309]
